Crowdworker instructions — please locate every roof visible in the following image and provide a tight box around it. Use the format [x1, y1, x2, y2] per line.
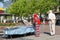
[54, 12, 60, 14]
[0, 13, 12, 16]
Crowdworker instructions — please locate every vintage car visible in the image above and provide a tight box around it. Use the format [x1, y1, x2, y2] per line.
[43, 12, 60, 25]
[55, 12, 60, 25]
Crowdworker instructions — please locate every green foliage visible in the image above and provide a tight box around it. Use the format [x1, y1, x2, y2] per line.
[7, 0, 58, 17]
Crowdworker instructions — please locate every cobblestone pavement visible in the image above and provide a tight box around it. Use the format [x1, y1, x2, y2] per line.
[0, 24, 60, 40]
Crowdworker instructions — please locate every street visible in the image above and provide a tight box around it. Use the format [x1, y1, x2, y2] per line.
[0, 24, 60, 40]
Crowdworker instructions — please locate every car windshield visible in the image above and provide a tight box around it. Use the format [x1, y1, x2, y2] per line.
[55, 13, 60, 20]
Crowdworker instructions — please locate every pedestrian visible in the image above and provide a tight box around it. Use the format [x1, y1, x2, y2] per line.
[33, 13, 40, 37]
[48, 10, 56, 36]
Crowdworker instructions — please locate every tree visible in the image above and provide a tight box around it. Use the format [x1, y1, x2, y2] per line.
[6, 0, 58, 17]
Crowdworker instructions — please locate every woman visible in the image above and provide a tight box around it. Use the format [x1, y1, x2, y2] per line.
[33, 13, 40, 37]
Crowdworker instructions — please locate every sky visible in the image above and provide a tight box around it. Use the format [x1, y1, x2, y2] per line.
[0, 0, 8, 8]
[0, 0, 10, 8]
[0, 2, 3, 8]
[4, 0, 9, 2]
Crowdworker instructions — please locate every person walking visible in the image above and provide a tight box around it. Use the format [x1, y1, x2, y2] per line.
[33, 13, 40, 37]
[48, 10, 56, 36]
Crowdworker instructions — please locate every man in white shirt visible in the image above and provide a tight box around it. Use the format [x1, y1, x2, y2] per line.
[48, 10, 56, 36]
